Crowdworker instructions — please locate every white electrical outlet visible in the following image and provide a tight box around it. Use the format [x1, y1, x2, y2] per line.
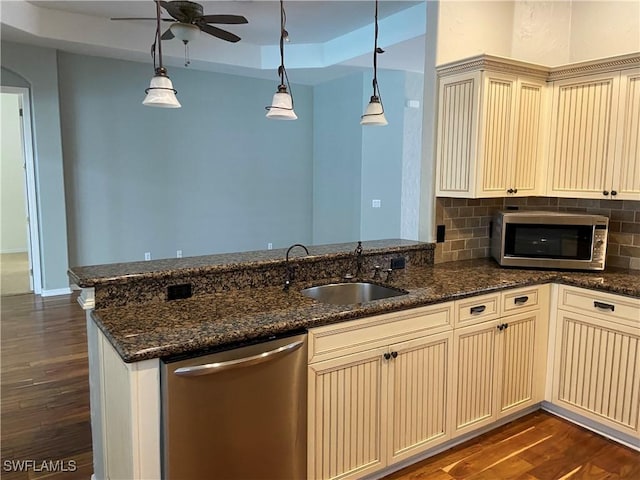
[267, 243, 273, 250]
[144, 252, 151, 261]
[176, 250, 183, 258]
[372, 199, 381, 208]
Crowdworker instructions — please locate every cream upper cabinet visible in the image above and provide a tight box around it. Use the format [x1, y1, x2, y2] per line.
[547, 61, 640, 200]
[552, 285, 640, 437]
[435, 55, 548, 199]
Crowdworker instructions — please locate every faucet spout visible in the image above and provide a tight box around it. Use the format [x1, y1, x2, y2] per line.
[284, 243, 310, 291]
[354, 241, 363, 278]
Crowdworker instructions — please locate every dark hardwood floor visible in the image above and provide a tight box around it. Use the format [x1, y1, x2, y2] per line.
[1, 293, 638, 480]
[1, 293, 93, 480]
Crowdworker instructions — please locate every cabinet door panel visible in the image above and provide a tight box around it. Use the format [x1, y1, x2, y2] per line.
[388, 332, 452, 463]
[477, 74, 517, 197]
[614, 69, 640, 200]
[436, 72, 480, 197]
[553, 311, 640, 436]
[308, 350, 387, 480]
[453, 322, 498, 434]
[497, 312, 538, 417]
[513, 80, 545, 196]
[548, 73, 619, 198]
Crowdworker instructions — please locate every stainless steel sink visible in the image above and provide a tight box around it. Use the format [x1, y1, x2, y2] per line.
[301, 282, 407, 305]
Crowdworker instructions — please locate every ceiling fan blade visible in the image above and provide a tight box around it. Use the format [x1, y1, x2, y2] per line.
[198, 23, 241, 43]
[161, 28, 175, 40]
[159, 1, 188, 22]
[110, 17, 175, 21]
[200, 14, 248, 25]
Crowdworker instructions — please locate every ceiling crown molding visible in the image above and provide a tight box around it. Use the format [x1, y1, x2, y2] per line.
[436, 54, 549, 80]
[548, 52, 640, 81]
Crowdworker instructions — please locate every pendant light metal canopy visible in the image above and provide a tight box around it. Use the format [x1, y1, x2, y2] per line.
[265, 0, 297, 120]
[143, 0, 181, 108]
[361, 0, 387, 126]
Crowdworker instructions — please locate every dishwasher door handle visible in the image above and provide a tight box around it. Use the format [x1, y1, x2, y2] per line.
[173, 340, 304, 377]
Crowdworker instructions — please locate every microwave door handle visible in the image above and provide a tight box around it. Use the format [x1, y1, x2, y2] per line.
[173, 340, 304, 377]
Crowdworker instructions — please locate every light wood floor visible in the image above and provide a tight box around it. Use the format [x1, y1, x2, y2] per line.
[0, 252, 31, 296]
[1, 293, 638, 480]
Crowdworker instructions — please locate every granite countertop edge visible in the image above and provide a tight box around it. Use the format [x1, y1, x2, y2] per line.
[70, 241, 434, 288]
[91, 261, 640, 364]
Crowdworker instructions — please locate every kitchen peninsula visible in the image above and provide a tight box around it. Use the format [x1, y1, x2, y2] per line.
[69, 240, 640, 480]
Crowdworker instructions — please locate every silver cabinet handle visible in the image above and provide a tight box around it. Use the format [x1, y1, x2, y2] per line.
[174, 340, 304, 377]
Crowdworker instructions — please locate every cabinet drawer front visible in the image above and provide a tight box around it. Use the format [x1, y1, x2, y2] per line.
[455, 292, 500, 328]
[308, 304, 453, 364]
[558, 285, 640, 328]
[502, 286, 542, 314]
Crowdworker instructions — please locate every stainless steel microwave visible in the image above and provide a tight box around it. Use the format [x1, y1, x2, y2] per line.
[491, 211, 609, 270]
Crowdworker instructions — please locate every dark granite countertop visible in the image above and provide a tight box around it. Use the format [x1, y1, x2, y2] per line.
[69, 239, 428, 287]
[91, 259, 640, 363]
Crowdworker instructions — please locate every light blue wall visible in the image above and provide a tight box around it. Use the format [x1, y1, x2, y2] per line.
[312, 70, 411, 245]
[57, 52, 314, 266]
[360, 70, 405, 241]
[312, 73, 363, 245]
[0, 42, 70, 291]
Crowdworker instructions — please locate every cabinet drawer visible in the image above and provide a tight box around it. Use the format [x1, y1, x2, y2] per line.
[502, 285, 544, 315]
[557, 285, 640, 328]
[308, 303, 453, 364]
[455, 292, 500, 328]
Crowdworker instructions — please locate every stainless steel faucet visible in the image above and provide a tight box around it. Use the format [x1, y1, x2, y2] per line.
[284, 243, 309, 291]
[354, 241, 363, 278]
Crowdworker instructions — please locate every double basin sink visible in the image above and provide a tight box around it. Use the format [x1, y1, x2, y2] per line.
[301, 282, 407, 305]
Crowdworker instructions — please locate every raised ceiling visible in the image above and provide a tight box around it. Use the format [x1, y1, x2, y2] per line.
[2, 1, 427, 84]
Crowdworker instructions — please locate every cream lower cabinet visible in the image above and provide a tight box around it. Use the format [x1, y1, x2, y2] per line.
[552, 286, 640, 436]
[452, 286, 549, 436]
[307, 304, 454, 480]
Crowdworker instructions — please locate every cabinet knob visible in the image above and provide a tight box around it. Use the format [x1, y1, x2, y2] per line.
[507, 188, 514, 194]
[383, 352, 391, 360]
[513, 188, 518, 194]
[391, 351, 398, 359]
[603, 190, 609, 196]
[497, 324, 503, 331]
[611, 190, 618, 196]
[503, 323, 509, 330]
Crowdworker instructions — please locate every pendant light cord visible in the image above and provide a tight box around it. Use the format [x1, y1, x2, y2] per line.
[150, 0, 164, 73]
[278, 0, 294, 108]
[372, 0, 383, 103]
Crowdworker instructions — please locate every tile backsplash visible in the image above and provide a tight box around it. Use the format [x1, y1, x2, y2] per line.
[435, 197, 640, 270]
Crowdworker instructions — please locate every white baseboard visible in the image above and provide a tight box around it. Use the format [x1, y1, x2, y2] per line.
[41, 287, 72, 297]
[0, 248, 28, 254]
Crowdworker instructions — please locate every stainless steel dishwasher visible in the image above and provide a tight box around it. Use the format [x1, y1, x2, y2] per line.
[161, 332, 307, 480]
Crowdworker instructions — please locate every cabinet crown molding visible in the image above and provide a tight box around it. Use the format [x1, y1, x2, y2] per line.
[437, 52, 640, 82]
[548, 52, 640, 81]
[437, 54, 549, 79]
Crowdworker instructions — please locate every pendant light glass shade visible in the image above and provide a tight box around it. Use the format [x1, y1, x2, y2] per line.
[143, 1, 181, 108]
[360, 96, 388, 125]
[143, 69, 181, 108]
[266, 85, 297, 120]
[266, 0, 297, 120]
[362, 0, 387, 126]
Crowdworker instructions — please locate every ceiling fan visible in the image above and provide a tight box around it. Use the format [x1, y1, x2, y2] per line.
[111, 1, 248, 44]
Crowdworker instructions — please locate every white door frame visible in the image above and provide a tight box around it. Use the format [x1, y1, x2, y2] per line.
[1, 86, 42, 295]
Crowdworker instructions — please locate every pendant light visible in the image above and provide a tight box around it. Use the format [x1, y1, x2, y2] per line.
[361, 0, 387, 126]
[265, 0, 297, 120]
[143, 0, 181, 108]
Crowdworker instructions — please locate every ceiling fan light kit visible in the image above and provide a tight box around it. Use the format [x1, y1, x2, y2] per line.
[266, 0, 297, 121]
[170, 22, 200, 43]
[361, 0, 388, 126]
